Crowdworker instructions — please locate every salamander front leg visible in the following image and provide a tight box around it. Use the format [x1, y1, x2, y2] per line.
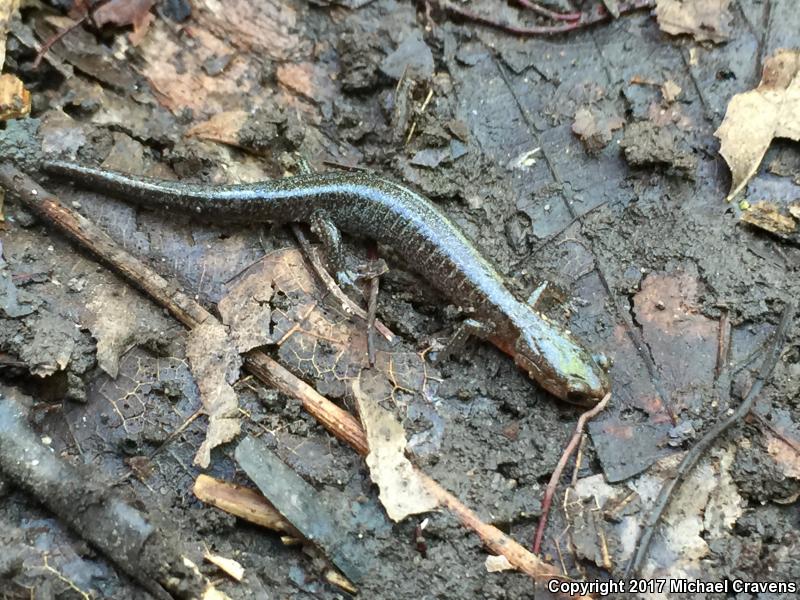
[526, 281, 549, 309]
[433, 318, 495, 364]
[309, 209, 354, 287]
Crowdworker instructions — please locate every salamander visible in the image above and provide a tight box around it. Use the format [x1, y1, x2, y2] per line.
[43, 160, 611, 405]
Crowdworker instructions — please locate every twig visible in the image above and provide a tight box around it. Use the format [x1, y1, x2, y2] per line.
[1, 164, 586, 597]
[715, 307, 731, 379]
[290, 224, 395, 343]
[750, 412, 800, 455]
[31, 0, 116, 69]
[624, 302, 795, 578]
[366, 243, 381, 366]
[533, 392, 611, 554]
[32, 14, 89, 69]
[441, 0, 654, 37]
[366, 273, 380, 365]
[516, 0, 581, 21]
[570, 433, 587, 487]
[193, 474, 293, 534]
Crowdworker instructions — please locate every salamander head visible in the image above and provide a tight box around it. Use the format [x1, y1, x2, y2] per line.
[513, 314, 611, 406]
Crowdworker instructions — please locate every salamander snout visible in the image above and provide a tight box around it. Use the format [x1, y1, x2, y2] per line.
[513, 324, 611, 406]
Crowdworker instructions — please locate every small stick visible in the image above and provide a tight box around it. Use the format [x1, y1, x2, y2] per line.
[0, 394, 203, 600]
[32, 14, 89, 69]
[366, 275, 380, 365]
[193, 474, 293, 534]
[715, 308, 731, 379]
[291, 224, 395, 343]
[624, 302, 795, 578]
[750, 412, 800, 459]
[365, 243, 381, 366]
[570, 433, 587, 487]
[533, 393, 611, 554]
[516, 0, 581, 21]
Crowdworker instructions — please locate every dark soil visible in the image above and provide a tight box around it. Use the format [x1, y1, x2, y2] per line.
[0, 1, 798, 599]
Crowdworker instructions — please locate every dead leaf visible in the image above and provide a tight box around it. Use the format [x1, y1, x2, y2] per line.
[93, 0, 155, 46]
[572, 106, 625, 154]
[204, 552, 245, 581]
[0, 74, 31, 121]
[276, 62, 336, 102]
[715, 49, 800, 200]
[655, 0, 732, 43]
[186, 110, 249, 148]
[186, 319, 243, 468]
[353, 371, 439, 522]
[84, 285, 138, 378]
[740, 201, 797, 236]
[571, 445, 742, 582]
[0, 0, 20, 71]
[218, 264, 274, 353]
[222, 248, 433, 403]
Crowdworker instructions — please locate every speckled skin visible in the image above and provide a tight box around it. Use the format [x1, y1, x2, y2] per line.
[44, 160, 610, 404]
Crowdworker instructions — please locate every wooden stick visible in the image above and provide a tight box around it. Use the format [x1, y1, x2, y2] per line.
[193, 474, 292, 533]
[532, 393, 611, 554]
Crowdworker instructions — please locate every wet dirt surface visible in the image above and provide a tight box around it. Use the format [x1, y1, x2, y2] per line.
[1, 0, 799, 599]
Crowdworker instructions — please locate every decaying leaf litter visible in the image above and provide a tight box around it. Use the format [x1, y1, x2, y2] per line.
[0, 1, 799, 599]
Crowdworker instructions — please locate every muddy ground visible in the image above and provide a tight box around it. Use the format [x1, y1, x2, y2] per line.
[0, 0, 799, 599]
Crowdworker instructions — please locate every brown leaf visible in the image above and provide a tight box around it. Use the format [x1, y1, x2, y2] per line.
[0, 74, 31, 121]
[715, 49, 800, 200]
[186, 320, 243, 468]
[655, 0, 732, 43]
[93, 0, 155, 46]
[186, 110, 250, 148]
[84, 284, 141, 378]
[222, 248, 432, 402]
[276, 62, 335, 102]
